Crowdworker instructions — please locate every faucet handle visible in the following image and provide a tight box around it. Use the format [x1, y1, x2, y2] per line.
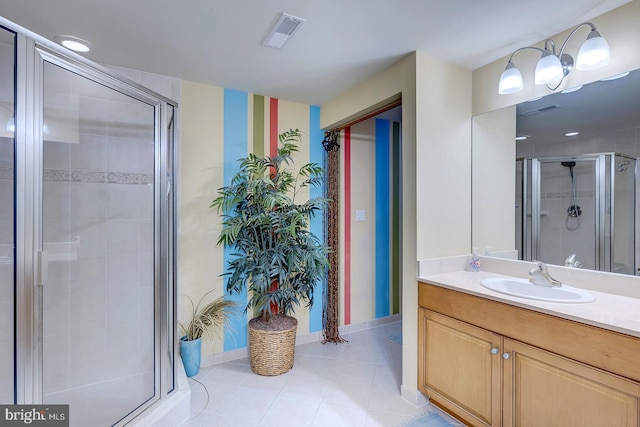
[532, 260, 546, 271]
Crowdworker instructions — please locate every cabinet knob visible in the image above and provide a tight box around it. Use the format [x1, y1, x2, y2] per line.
[502, 352, 511, 360]
[490, 347, 499, 355]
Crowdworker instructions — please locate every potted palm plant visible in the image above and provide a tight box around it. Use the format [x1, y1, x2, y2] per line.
[211, 128, 329, 376]
[178, 290, 237, 377]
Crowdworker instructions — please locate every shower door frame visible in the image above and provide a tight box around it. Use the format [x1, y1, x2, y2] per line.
[9, 18, 178, 425]
[522, 154, 606, 269]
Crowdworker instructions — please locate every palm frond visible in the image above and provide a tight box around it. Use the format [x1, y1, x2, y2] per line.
[179, 290, 240, 341]
[212, 128, 330, 321]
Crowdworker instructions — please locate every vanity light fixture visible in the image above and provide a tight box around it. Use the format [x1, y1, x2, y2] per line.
[54, 35, 92, 53]
[498, 22, 610, 95]
[565, 131, 580, 137]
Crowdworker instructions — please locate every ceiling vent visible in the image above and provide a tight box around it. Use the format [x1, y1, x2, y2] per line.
[518, 104, 562, 117]
[262, 13, 306, 49]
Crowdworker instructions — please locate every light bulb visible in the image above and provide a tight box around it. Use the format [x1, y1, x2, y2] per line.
[498, 62, 523, 94]
[576, 30, 609, 70]
[535, 50, 564, 85]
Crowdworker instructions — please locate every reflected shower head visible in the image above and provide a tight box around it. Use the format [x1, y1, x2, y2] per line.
[617, 161, 629, 172]
[561, 161, 576, 168]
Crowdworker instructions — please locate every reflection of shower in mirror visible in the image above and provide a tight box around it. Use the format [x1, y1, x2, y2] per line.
[516, 153, 636, 275]
[561, 161, 581, 231]
[617, 160, 630, 172]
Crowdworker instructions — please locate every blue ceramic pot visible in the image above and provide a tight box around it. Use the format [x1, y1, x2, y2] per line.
[180, 336, 202, 377]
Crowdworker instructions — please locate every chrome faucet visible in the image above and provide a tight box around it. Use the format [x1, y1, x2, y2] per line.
[564, 254, 583, 268]
[529, 261, 562, 287]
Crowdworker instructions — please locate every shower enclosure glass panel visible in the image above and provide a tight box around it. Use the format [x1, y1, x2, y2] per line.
[538, 159, 598, 269]
[0, 26, 15, 404]
[518, 153, 636, 275]
[613, 154, 636, 275]
[41, 61, 156, 426]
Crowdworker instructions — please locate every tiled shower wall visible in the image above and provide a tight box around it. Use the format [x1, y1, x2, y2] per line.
[41, 63, 157, 396]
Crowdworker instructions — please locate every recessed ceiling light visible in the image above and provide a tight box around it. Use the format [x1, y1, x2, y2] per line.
[54, 35, 92, 53]
[515, 135, 529, 141]
[600, 71, 630, 81]
[565, 131, 580, 137]
[561, 85, 583, 94]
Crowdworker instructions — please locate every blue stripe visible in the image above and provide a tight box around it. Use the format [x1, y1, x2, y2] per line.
[375, 119, 390, 318]
[309, 105, 324, 333]
[223, 89, 249, 350]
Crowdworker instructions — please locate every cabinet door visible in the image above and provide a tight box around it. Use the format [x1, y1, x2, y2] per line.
[419, 309, 502, 426]
[503, 338, 640, 427]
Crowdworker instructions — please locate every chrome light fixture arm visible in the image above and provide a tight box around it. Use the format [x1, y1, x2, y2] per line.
[546, 22, 599, 91]
[556, 22, 597, 61]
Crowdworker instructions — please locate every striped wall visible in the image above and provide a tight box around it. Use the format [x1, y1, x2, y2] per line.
[179, 80, 400, 358]
[180, 83, 326, 356]
[221, 90, 326, 350]
[341, 118, 402, 325]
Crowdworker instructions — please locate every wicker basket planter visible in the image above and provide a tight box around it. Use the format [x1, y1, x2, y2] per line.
[248, 315, 298, 376]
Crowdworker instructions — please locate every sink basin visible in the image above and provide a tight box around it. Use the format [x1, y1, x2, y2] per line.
[480, 277, 595, 303]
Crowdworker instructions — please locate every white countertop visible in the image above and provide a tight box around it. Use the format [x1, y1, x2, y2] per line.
[419, 270, 640, 339]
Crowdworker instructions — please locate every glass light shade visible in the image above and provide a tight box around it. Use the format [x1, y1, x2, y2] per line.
[535, 52, 564, 85]
[576, 33, 610, 70]
[499, 63, 523, 94]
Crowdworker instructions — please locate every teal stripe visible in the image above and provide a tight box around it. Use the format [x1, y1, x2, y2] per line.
[375, 119, 390, 318]
[223, 89, 248, 351]
[309, 105, 324, 333]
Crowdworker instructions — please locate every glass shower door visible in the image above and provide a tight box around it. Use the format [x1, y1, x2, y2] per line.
[537, 158, 599, 269]
[0, 26, 16, 404]
[41, 60, 157, 426]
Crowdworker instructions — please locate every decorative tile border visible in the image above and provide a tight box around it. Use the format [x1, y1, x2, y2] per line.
[44, 169, 152, 185]
[0, 167, 152, 185]
[541, 190, 594, 199]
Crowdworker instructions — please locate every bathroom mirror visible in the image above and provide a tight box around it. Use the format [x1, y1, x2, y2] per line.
[472, 68, 640, 276]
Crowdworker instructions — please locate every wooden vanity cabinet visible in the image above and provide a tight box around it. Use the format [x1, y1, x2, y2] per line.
[419, 309, 501, 426]
[418, 281, 640, 427]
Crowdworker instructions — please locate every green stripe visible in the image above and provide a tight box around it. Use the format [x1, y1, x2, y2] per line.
[392, 121, 401, 315]
[253, 95, 265, 157]
[251, 95, 265, 320]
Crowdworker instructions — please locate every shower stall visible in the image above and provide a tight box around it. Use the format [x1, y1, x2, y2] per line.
[516, 153, 636, 275]
[1, 18, 177, 427]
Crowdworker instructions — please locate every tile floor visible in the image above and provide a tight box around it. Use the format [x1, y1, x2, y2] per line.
[179, 321, 464, 427]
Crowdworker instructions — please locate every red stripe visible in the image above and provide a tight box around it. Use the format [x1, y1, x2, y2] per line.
[344, 127, 351, 325]
[269, 98, 278, 157]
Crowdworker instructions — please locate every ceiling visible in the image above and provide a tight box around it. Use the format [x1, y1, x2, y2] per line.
[517, 69, 640, 144]
[0, 0, 631, 106]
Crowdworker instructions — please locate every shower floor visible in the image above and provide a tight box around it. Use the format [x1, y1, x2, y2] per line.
[44, 371, 154, 427]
